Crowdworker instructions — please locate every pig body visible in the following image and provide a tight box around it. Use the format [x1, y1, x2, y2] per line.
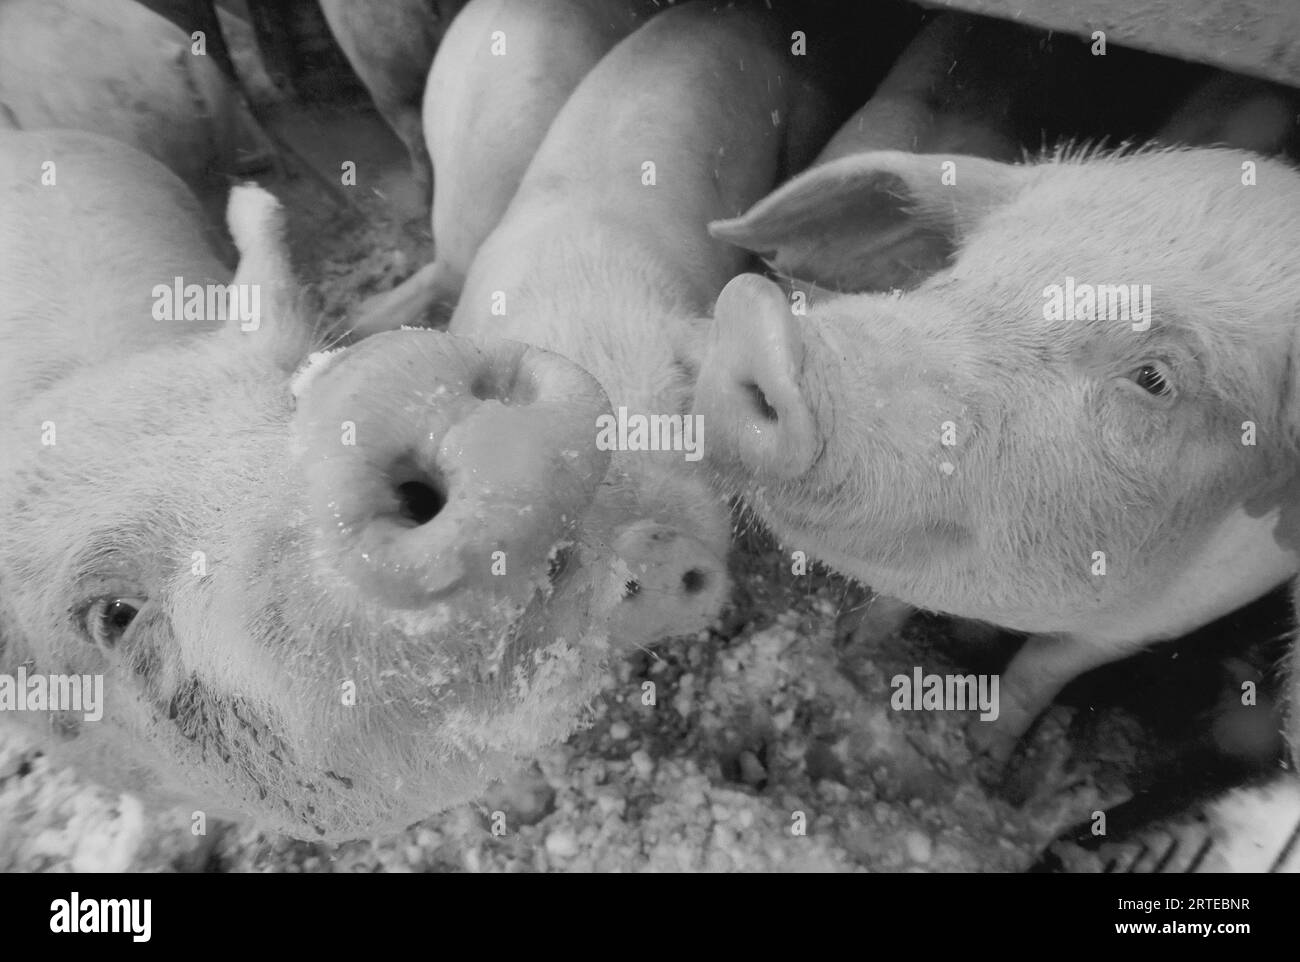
[814, 13, 1025, 165]
[0, 0, 274, 200]
[318, 0, 468, 207]
[447, 2, 844, 643]
[135, 0, 237, 80]
[0, 129, 663, 840]
[697, 145, 1300, 760]
[347, 0, 657, 335]
[1157, 72, 1300, 156]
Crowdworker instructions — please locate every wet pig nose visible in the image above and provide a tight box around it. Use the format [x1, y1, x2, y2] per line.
[695, 273, 820, 480]
[293, 330, 611, 611]
[609, 520, 729, 647]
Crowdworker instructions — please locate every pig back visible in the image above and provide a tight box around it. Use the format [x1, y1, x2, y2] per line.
[505, 4, 821, 300]
[0, 130, 229, 414]
[0, 0, 275, 197]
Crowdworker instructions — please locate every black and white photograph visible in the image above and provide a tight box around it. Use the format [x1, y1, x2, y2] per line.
[0, 0, 1297, 903]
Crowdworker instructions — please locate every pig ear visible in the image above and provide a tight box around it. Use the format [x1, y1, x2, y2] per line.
[709, 150, 1028, 292]
[227, 185, 313, 369]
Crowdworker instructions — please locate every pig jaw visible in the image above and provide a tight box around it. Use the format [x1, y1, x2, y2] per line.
[723, 383, 1280, 637]
[699, 278, 1298, 637]
[698, 280, 1003, 605]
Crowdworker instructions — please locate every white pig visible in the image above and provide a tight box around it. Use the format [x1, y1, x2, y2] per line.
[445, 2, 847, 644]
[0, 0, 274, 200]
[695, 145, 1300, 763]
[814, 12, 1025, 166]
[318, 0, 468, 208]
[0, 128, 678, 840]
[346, 0, 660, 335]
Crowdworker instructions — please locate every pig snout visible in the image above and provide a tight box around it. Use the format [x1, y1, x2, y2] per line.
[695, 274, 822, 481]
[293, 330, 612, 612]
[610, 520, 729, 647]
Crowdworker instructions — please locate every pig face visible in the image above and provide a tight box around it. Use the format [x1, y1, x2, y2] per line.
[696, 148, 1300, 639]
[0, 148, 627, 839]
[453, 232, 735, 649]
[6, 335, 616, 839]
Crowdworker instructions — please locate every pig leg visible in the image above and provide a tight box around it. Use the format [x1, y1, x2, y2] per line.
[390, 107, 433, 210]
[970, 631, 1150, 761]
[346, 260, 457, 334]
[317, 0, 454, 207]
[839, 593, 915, 646]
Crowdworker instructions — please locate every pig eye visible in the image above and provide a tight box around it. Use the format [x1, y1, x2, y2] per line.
[85, 597, 144, 650]
[1127, 363, 1174, 399]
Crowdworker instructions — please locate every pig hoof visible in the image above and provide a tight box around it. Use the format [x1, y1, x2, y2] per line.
[967, 716, 1020, 766]
[226, 184, 285, 254]
[479, 764, 556, 828]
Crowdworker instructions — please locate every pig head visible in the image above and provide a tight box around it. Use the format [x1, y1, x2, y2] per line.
[0, 130, 639, 840]
[0, 0, 275, 201]
[695, 148, 1300, 756]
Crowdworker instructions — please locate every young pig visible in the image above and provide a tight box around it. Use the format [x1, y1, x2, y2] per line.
[695, 146, 1300, 763]
[1158, 71, 1299, 156]
[0, 128, 661, 841]
[813, 12, 1027, 167]
[136, 0, 238, 80]
[0, 0, 275, 201]
[318, 0, 468, 208]
[347, 0, 660, 335]
[444, 2, 846, 645]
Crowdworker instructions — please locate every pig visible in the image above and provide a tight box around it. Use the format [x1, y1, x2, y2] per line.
[813, 12, 1026, 166]
[0, 0, 275, 201]
[813, 10, 1209, 172]
[434, 2, 853, 645]
[135, 0, 238, 81]
[693, 145, 1300, 763]
[1158, 72, 1299, 156]
[318, 0, 468, 209]
[0, 128, 679, 840]
[346, 0, 661, 336]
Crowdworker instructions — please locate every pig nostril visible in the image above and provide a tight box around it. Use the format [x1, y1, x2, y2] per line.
[471, 367, 538, 406]
[395, 479, 446, 526]
[743, 382, 779, 422]
[681, 568, 708, 594]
